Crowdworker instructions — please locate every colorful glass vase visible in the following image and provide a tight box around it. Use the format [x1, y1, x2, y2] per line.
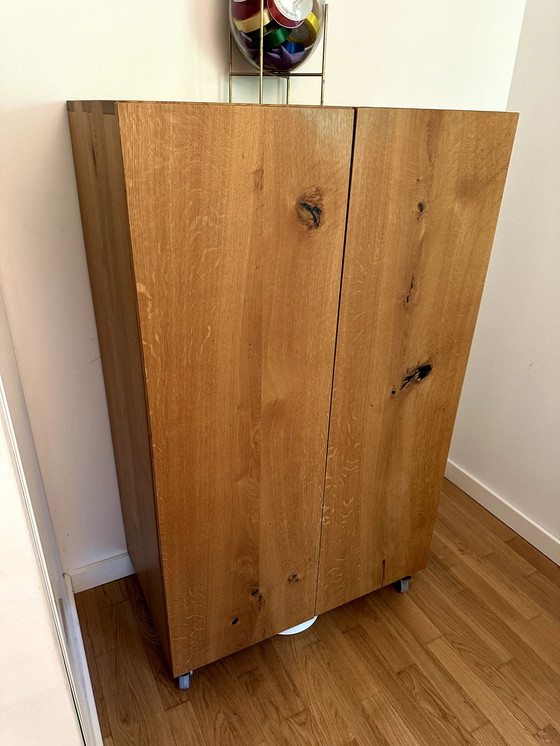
[230, 0, 325, 73]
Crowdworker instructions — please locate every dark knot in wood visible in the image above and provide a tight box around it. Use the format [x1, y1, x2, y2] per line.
[392, 363, 433, 395]
[296, 189, 323, 229]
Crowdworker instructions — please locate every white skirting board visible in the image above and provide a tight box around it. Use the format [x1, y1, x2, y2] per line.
[445, 460, 560, 565]
[68, 551, 135, 593]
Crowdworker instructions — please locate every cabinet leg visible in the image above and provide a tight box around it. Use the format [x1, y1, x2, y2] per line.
[177, 671, 194, 690]
[392, 576, 412, 593]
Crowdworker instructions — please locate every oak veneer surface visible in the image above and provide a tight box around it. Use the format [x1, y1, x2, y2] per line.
[69, 101, 517, 680]
[67, 101, 170, 659]
[317, 108, 518, 614]
[77, 480, 560, 746]
[115, 102, 354, 674]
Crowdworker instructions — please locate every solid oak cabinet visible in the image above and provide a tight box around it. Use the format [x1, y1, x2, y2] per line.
[68, 101, 516, 681]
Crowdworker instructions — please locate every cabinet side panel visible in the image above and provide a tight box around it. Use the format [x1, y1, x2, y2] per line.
[317, 108, 518, 614]
[67, 101, 169, 660]
[117, 102, 354, 675]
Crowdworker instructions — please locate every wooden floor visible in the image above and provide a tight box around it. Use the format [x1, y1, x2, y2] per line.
[76, 479, 560, 746]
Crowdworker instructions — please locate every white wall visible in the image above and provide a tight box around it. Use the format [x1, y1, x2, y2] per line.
[0, 290, 64, 598]
[0, 0, 526, 579]
[0, 384, 82, 746]
[449, 0, 560, 560]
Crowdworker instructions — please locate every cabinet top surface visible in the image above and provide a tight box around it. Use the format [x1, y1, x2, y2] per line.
[66, 100, 518, 117]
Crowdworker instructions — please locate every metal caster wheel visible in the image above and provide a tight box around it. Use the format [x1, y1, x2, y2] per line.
[177, 671, 194, 690]
[393, 576, 411, 593]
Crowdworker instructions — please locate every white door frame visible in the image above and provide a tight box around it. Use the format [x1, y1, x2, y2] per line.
[0, 291, 102, 745]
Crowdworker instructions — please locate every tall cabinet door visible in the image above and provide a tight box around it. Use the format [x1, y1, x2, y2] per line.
[117, 102, 354, 674]
[316, 108, 517, 615]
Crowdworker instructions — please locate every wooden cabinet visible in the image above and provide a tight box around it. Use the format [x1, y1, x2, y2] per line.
[68, 101, 516, 679]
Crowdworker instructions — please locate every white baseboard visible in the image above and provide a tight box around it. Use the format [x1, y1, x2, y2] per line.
[68, 552, 135, 593]
[445, 460, 560, 565]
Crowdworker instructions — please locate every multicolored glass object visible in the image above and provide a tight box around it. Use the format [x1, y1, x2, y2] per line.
[230, 0, 325, 73]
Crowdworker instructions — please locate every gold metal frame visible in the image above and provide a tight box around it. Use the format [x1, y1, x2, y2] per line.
[229, 3, 329, 105]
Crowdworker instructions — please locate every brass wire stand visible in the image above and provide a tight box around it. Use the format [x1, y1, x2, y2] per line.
[228, 3, 329, 105]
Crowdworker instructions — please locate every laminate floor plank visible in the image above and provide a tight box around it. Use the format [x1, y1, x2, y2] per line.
[96, 601, 175, 745]
[345, 595, 417, 673]
[419, 547, 468, 593]
[76, 483, 560, 746]
[436, 504, 499, 561]
[427, 637, 537, 746]
[366, 594, 489, 732]
[527, 572, 560, 623]
[75, 584, 119, 659]
[442, 479, 518, 543]
[485, 553, 560, 624]
[535, 724, 560, 744]
[74, 588, 116, 740]
[279, 623, 383, 744]
[181, 667, 248, 746]
[269, 634, 364, 745]
[499, 661, 560, 734]
[506, 537, 560, 589]
[472, 722, 511, 746]
[239, 636, 309, 721]
[430, 529, 466, 571]
[310, 613, 384, 701]
[343, 624, 477, 746]
[452, 553, 543, 621]
[361, 689, 422, 746]
[482, 545, 537, 582]
[91, 578, 128, 608]
[450, 558, 534, 628]
[412, 569, 513, 666]
[167, 701, 206, 746]
[511, 613, 560, 677]
[230, 666, 296, 746]
[199, 657, 271, 744]
[438, 491, 513, 556]
[228, 633, 338, 746]
[426, 622, 549, 734]
[375, 584, 442, 644]
[396, 664, 480, 744]
[282, 708, 334, 746]
[84, 650, 112, 740]
[452, 590, 560, 728]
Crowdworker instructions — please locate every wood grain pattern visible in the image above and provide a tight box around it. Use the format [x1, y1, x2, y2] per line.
[69, 102, 518, 682]
[95, 600, 175, 745]
[115, 102, 354, 675]
[76, 480, 560, 746]
[316, 108, 518, 614]
[67, 101, 170, 659]
[506, 536, 560, 590]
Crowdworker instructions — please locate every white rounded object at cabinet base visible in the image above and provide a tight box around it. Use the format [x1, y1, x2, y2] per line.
[278, 616, 318, 635]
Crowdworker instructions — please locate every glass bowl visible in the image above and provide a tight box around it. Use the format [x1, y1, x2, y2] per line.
[230, 0, 325, 73]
